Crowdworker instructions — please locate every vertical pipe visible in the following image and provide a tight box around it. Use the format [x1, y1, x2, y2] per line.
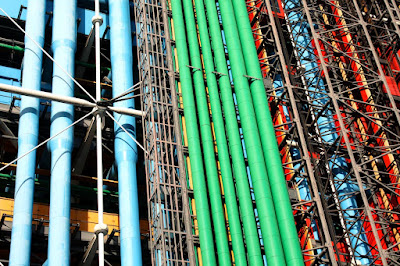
[285, 1, 371, 263]
[190, 0, 248, 264]
[169, 0, 217, 264]
[9, 1, 46, 265]
[92, 0, 106, 265]
[47, 0, 77, 264]
[108, 0, 142, 264]
[230, 0, 303, 264]
[298, 0, 388, 264]
[200, 0, 263, 263]
[181, 0, 232, 264]
[215, 0, 286, 264]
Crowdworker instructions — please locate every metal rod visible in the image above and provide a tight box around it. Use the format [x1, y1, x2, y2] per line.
[93, 0, 105, 265]
[8, 1, 46, 263]
[0, 7, 96, 103]
[0, 83, 144, 117]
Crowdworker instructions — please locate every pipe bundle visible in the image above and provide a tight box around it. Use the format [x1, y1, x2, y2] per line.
[170, 0, 303, 264]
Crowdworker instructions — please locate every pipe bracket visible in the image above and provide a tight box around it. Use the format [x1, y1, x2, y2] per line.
[94, 223, 109, 236]
[92, 15, 103, 26]
[243, 74, 261, 81]
[212, 71, 227, 77]
[186, 65, 201, 72]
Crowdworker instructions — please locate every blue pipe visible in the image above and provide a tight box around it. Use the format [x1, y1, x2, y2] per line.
[47, 0, 77, 264]
[109, 0, 142, 264]
[286, 1, 370, 264]
[9, 1, 46, 265]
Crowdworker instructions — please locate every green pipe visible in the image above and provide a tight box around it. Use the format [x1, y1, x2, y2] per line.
[182, 0, 231, 263]
[201, 0, 263, 264]
[213, 0, 286, 264]
[230, 0, 304, 264]
[191, 0, 252, 265]
[182, 0, 245, 264]
[0, 43, 24, 52]
[169, 0, 217, 264]
[0, 173, 118, 196]
[0, 43, 110, 71]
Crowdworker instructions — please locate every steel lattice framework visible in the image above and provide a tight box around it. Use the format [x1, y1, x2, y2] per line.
[135, 0, 400, 264]
[134, 0, 195, 263]
[247, 0, 400, 265]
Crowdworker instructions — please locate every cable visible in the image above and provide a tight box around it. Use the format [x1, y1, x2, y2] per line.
[0, 7, 96, 103]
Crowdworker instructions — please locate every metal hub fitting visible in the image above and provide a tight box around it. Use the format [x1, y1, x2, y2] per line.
[94, 223, 108, 235]
[92, 15, 103, 26]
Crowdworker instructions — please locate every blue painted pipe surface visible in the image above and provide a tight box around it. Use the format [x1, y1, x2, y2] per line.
[109, 0, 142, 264]
[286, 1, 370, 264]
[47, 0, 77, 265]
[9, 1, 46, 265]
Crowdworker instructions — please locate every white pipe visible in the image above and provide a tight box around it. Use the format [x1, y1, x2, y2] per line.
[0, 83, 144, 117]
[93, 0, 106, 264]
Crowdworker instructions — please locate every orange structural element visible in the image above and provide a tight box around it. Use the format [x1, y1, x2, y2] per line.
[382, 75, 400, 97]
[0, 197, 149, 236]
[311, 1, 400, 256]
[247, 0, 317, 262]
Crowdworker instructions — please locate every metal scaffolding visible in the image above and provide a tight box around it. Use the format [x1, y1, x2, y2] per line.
[134, 0, 195, 264]
[247, 0, 400, 264]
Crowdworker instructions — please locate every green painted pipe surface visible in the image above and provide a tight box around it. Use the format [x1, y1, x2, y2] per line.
[0, 43, 24, 52]
[186, 0, 247, 264]
[0, 173, 118, 196]
[181, 0, 232, 264]
[0, 43, 110, 71]
[169, 0, 217, 264]
[201, 0, 263, 264]
[230, 0, 304, 264]
[214, 0, 286, 264]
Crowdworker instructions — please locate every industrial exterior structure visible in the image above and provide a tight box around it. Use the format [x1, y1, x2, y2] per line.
[0, 0, 400, 265]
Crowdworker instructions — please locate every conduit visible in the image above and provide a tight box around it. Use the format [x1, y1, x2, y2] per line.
[47, 0, 77, 264]
[9, 0, 46, 264]
[215, 0, 285, 264]
[108, 0, 142, 264]
[189, 0, 248, 264]
[167, 12, 203, 263]
[229, 0, 303, 264]
[200, 0, 263, 264]
[169, 0, 217, 264]
[180, 0, 231, 264]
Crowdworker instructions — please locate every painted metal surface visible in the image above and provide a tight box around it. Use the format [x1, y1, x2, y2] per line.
[9, 0, 46, 264]
[216, 0, 286, 264]
[47, 0, 77, 264]
[230, 0, 304, 264]
[285, 1, 371, 263]
[169, 0, 217, 264]
[109, 0, 142, 264]
[189, 0, 248, 264]
[181, 0, 231, 264]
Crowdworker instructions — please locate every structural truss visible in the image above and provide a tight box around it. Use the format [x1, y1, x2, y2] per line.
[247, 0, 400, 264]
[134, 0, 195, 264]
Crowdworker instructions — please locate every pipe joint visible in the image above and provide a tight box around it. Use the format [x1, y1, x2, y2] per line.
[94, 223, 108, 236]
[92, 15, 103, 26]
[93, 106, 107, 116]
[51, 39, 77, 53]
